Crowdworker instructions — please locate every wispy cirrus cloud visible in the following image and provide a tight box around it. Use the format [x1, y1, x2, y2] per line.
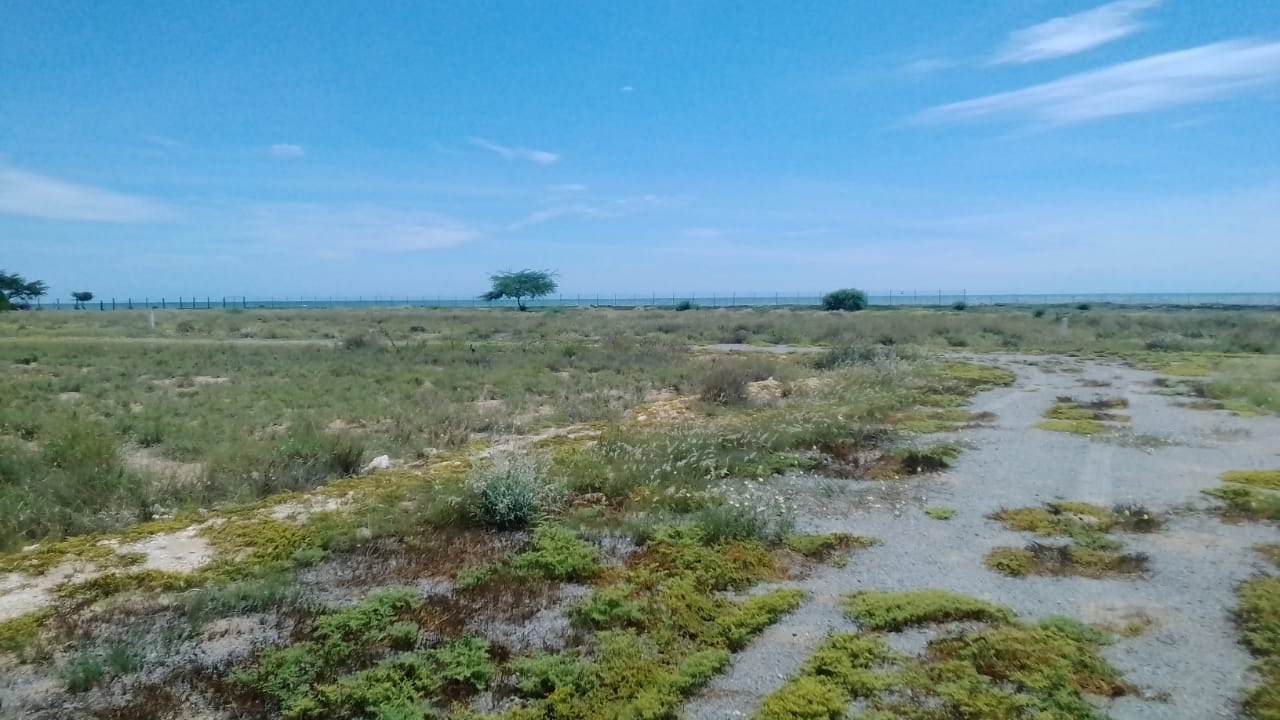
[900, 58, 956, 75]
[0, 166, 175, 223]
[268, 143, 306, 158]
[992, 0, 1161, 65]
[469, 137, 560, 165]
[248, 204, 478, 253]
[915, 40, 1280, 126]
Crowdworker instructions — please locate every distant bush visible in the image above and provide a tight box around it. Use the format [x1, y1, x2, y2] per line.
[1032, 308, 1047, 318]
[1076, 303, 1092, 311]
[822, 288, 868, 312]
[674, 300, 697, 311]
[952, 300, 968, 311]
[340, 332, 372, 350]
[1145, 332, 1192, 352]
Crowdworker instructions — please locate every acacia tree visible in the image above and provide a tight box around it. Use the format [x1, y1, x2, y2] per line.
[480, 269, 558, 311]
[0, 270, 48, 309]
[72, 291, 94, 309]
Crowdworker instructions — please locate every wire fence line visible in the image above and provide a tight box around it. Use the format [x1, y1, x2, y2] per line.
[25, 291, 1280, 312]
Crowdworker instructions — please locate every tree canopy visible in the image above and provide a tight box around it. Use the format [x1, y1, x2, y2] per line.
[0, 270, 48, 309]
[480, 269, 558, 311]
[822, 288, 868, 312]
[72, 291, 94, 309]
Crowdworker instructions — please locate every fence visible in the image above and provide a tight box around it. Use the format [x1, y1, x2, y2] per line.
[27, 291, 1280, 312]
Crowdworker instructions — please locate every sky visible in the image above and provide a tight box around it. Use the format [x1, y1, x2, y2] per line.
[2, 0, 1279, 299]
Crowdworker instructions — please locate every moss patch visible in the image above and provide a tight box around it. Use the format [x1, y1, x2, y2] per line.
[782, 533, 878, 561]
[844, 590, 1013, 631]
[985, 542, 1150, 579]
[1223, 470, 1280, 490]
[1234, 575, 1280, 719]
[759, 599, 1131, 720]
[1203, 485, 1280, 523]
[924, 507, 957, 521]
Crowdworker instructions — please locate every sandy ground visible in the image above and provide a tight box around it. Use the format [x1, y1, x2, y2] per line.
[686, 354, 1280, 720]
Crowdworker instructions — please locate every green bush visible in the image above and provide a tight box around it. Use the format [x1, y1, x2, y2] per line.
[698, 359, 773, 405]
[821, 288, 868, 312]
[844, 590, 1013, 631]
[462, 453, 562, 529]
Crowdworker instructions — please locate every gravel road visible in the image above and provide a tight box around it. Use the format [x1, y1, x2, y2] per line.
[685, 354, 1280, 720]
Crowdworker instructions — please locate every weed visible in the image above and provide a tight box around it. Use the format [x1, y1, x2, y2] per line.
[1257, 544, 1280, 567]
[699, 359, 773, 405]
[507, 525, 603, 582]
[924, 507, 956, 520]
[843, 590, 1013, 631]
[60, 651, 108, 693]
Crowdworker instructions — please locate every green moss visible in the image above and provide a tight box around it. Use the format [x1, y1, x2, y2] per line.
[782, 533, 877, 560]
[1157, 362, 1213, 377]
[1257, 544, 1280, 567]
[924, 507, 956, 521]
[0, 610, 51, 657]
[508, 525, 603, 582]
[1035, 418, 1107, 435]
[755, 675, 848, 720]
[985, 543, 1149, 579]
[1234, 576, 1280, 719]
[843, 590, 1013, 631]
[717, 589, 808, 651]
[760, 599, 1130, 720]
[54, 569, 199, 603]
[936, 362, 1016, 390]
[1223, 470, 1280, 490]
[1044, 403, 1100, 421]
[1204, 485, 1280, 522]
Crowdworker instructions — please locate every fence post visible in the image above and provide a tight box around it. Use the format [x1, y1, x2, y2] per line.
[112, 298, 116, 310]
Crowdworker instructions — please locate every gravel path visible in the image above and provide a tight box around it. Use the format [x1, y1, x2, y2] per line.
[685, 354, 1280, 720]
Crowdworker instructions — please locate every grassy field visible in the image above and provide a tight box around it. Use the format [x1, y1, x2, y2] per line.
[1, 304, 1278, 718]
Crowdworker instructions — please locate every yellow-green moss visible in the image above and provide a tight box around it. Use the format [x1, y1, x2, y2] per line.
[1234, 575, 1280, 719]
[1035, 418, 1106, 435]
[936, 362, 1017, 390]
[924, 507, 957, 521]
[1223, 470, 1280, 490]
[0, 609, 51, 656]
[984, 543, 1149, 579]
[54, 569, 200, 603]
[783, 533, 878, 560]
[1257, 545, 1280, 567]
[844, 590, 1013, 631]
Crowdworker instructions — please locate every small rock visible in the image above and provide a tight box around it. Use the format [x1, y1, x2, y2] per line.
[362, 455, 392, 474]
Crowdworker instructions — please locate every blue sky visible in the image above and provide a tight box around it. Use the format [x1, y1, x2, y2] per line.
[3, 1, 1279, 299]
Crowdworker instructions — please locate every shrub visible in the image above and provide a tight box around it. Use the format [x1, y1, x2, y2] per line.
[462, 453, 562, 529]
[698, 360, 771, 405]
[821, 288, 868, 312]
[1032, 308, 1046, 318]
[674, 300, 697, 311]
[952, 300, 968, 311]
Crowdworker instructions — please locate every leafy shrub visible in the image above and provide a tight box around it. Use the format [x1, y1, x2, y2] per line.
[822, 288, 868, 312]
[511, 651, 586, 698]
[674, 300, 697, 311]
[952, 300, 968, 311]
[924, 507, 956, 521]
[1032, 308, 1046, 318]
[461, 453, 562, 529]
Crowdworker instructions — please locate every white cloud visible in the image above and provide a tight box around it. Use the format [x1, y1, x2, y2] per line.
[268, 143, 306, 158]
[993, 0, 1161, 65]
[620, 85, 635, 93]
[507, 204, 608, 231]
[900, 58, 955, 75]
[0, 166, 174, 223]
[550, 183, 588, 193]
[248, 204, 478, 252]
[143, 134, 185, 148]
[469, 137, 560, 165]
[915, 40, 1280, 126]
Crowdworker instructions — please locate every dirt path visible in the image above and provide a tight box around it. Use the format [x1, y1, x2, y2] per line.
[685, 353, 1280, 720]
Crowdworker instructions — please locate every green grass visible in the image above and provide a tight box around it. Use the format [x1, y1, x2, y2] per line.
[1203, 485, 1280, 522]
[1035, 418, 1107, 435]
[924, 507, 957, 520]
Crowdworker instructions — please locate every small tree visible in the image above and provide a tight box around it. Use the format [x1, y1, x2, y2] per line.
[481, 269, 558, 311]
[0, 270, 48, 310]
[822, 288, 868, 312]
[72, 291, 94, 310]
